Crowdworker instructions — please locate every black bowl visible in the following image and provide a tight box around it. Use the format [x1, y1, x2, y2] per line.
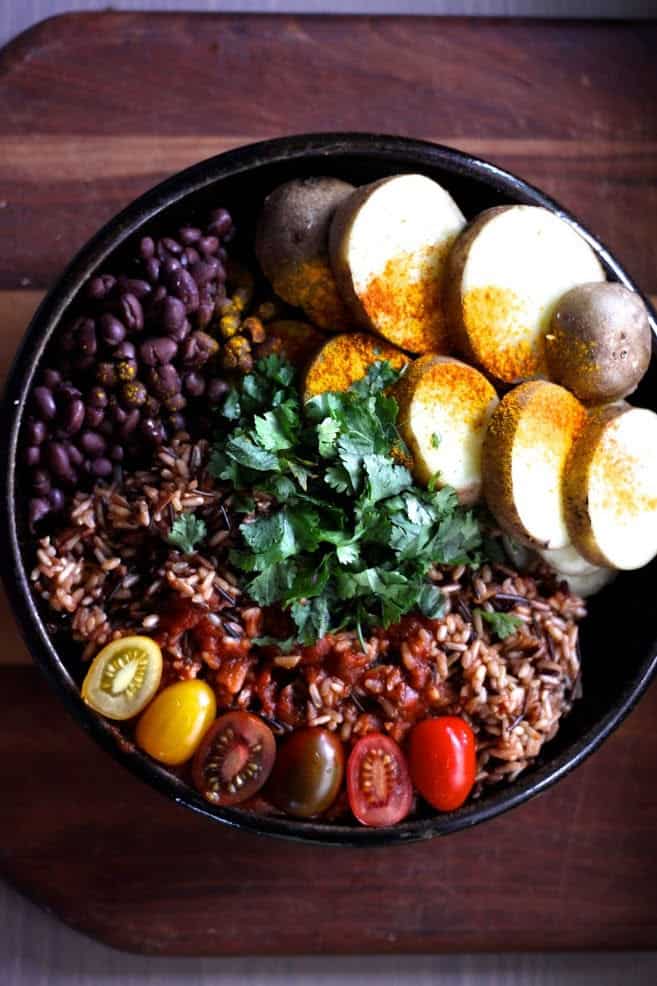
[2, 133, 657, 846]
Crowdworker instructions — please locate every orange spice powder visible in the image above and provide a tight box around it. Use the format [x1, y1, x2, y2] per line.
[360, 242, 454, 354]
[462, 285, 548, 383]
[303, 333, 409, 399]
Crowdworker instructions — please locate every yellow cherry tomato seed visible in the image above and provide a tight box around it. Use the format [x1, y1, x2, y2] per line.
[135, 680, 217, 766]
[81, 635, 163, 721]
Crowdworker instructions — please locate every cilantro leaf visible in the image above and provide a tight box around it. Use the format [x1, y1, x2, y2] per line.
[476, 609, 523, 641]
[431, 432, 442, 449]
[167, 513, 207, 554]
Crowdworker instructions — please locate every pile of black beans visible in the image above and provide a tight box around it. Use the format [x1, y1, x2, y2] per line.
[24, 207, 237, 528]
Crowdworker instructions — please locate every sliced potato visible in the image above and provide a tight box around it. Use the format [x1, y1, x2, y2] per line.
[395, 355, 498, 503]
[255, 177, 355, 330]
[537, 543, 599, 576]
[447, 205, 605, 383]
[255, 319, 326, 367]
[482, 381, 586, 549]
[564, 404, 657, 570]
[302, 332, 408, 402]
[329, 174, 466, 353]
[555, 567, 616, 598]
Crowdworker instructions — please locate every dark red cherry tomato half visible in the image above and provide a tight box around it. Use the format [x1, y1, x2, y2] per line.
[408, 716, 476, 812]
[267, 727, 344, 819]
[347, 733, 412, 827]
[192, 711, 275, 806]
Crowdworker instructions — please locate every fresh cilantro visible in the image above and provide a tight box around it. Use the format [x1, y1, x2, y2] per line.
[211, 357, 490, 644]
[431, 432, 442, 449]
[476, 609, 523, 641]
[167, 513, 207, 554]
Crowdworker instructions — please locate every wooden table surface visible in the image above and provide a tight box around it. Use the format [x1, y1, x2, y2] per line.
[2, 10, 657, 961]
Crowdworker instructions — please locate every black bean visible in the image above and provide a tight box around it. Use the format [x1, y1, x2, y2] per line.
[168, 412, 186, 432]
[45, 442, 74, 483]
[167, 266, 199, 312]
[162, 237, 183, 256]
[76, 318, 98, 356]
[26, 419, 47, 445]
[164, 393, 187, 413]
[59, 327, 76, 352]
[207, 208, 233, 238]
[72, 353, 95, 371]
[48, 488, 65, 512]
[139, 236, 156, 260]
[99, 420, 113, 437]
[61, 398, 85, 435]
[96, 363, 117, 388]
[65, 443, 83, 468]
[24, 446, 41, 467]
[120, 409, 141, 437]
[112, 404, 127, 426]
[58, 383, 82, 401]
[198, 301, 214, 330]
[179, 226, 202, 245]
[42, 369, 62, 390]
[109, 444, 124, 462]
[183, 371, 206, 397]
[152, 285, 167, 304]
[207, 378, 229, 403]
[140, 417, 165, 444]
[142, 397, 160, 419]
[123, 278, 152, 299]
[199, 235, 219, 255]
[31, 470, 51, 496]
[29, 498, 50, 527]
[179, 330, 219, 367]
[139, 336, 177, 367]
[190, 258, 220, 286]
[88, 386, 108, 409]
[218, 246, 227, 262]
[91, 457, 113, 478]
[86, 273, 116, 300]
[118, 342, 138, 363]
[85, 405, 105, 429]
[148, 364, 181, 398]
[79, 430, 106, 456]
[144, 257, 161, 284]
[121, 381, 147, 407]
[34, 386, 57, 420]
[182, 247, 200, 267]
[119, 292, 144, 332]
[163, 256, 181, 277]
[99, 313, 126, 347]
[160, 296, 186, 337]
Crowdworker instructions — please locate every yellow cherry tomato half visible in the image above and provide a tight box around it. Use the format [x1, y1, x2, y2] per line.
[135, 680, 217, 766]
[82, 635, 163, 721]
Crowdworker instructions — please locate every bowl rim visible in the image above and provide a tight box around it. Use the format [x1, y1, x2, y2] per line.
[2, 131, 657, 847]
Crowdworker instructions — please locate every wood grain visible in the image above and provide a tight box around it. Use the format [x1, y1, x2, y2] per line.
[2, 11, 657, 956]
[1, 666, 657, 955]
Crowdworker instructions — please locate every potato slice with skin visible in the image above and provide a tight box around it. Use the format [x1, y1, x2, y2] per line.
[395, 355, 498, 504]
[564, 404, 657, 570]
[302, 332, 408, 402]
[255, 177, 355, 330]
[255, 319, 326, 367]
[447, 205, 605, 383]
[329, 174, 466, 354]
[483, 381, 586, 549]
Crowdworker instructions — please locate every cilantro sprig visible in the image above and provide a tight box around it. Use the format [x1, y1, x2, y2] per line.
[476, 609, 523, 641]
[210, 355, 487, 646]
[167, 513, 207, 554]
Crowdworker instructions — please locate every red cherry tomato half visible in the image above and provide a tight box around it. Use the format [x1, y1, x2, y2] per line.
[192, 711, 275, 806]
[408, 716, 476, 812]
[347, 733, 412, 827]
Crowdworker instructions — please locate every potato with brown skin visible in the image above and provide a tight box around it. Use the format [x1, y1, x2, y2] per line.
[545, 282, 652, 403]
[255, 177, 355, 330]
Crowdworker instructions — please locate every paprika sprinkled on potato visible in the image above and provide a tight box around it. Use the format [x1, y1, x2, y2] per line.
[302, 332, 408, 402]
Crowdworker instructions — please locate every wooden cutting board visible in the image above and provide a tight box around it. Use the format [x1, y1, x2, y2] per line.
[1, 12, 657, 955]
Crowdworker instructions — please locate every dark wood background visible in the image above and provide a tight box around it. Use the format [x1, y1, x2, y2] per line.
[1, 12, 657, 955]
